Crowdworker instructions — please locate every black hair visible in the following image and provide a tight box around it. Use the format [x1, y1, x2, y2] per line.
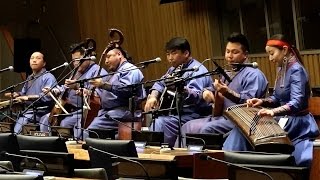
[165, 37, 191, 55]
[69, 42, 86, 55]
[268, 34, 303, 65]
[227, 32, 250, 53]
[31, 51, 46, 62]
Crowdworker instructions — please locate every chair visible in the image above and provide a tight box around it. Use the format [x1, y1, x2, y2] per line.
[224, 151, 295, 166]
[0, 161, 14, 171]
[74, 168, 108, 180]
[224, 151, 308, 180]
[0, 174, 43, 180]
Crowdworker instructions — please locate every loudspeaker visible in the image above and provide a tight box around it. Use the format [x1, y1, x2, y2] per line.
[14, 38, 41, 74]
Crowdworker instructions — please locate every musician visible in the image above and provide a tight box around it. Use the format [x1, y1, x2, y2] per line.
[177, 33, 268, 145]
[144, 37, 213, 147]
[40, 43, 108, 138]
[224, 34, 319, 167]
[85, 45, 145, 136]
[6, 51, 57, 134]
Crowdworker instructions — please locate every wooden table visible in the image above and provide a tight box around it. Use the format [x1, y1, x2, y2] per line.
[67, 144, 227, 179]
[310, 140, 320, 180]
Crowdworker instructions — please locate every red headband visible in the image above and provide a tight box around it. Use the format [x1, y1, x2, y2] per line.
[266, 39, 290, 48]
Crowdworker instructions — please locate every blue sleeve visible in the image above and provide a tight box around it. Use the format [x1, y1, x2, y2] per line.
[287, 67, 308, 112]
[39, 74, 57, 103]
[184, 67, 213, 104]
[110, 70, 145, 99]
[238, 70, 268, 103]
[150, 68, 173, 94]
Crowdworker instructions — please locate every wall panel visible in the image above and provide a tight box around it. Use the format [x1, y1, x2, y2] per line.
[77, 0, 213, 81]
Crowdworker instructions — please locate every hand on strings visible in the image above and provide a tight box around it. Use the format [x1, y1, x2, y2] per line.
[202, 89, 215, 103]
[42, 87, 60, 96]
[164, 74, 177, 91]
[76, 88, 91, 96]
[246, 98, 263, 107]
[89, 78, 104, 88]
[213, 79, 228, 94]
[65, 79, 79, 89]
[15, 95, 29, 101]
[4, 92, 20, 98]
[257, 108, 274, 117]
[144, 95, 159, 112]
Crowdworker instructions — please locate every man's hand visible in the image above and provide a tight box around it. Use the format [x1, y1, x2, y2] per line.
[89, 78, 104, 88]
[4, 92, 19, 98]
[144, 96, 159, 112]
[65, 79, 78, 89]
[42, 87, 60, 96]
[213, 79, 228, 94]
[202, 89, 215, 103]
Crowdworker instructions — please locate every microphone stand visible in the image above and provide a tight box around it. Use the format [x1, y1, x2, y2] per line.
[142, 107, 175, 131]
[72, 64, 149, 139]
[170, 77, 185, 148]
[165, 69, 223, 148]
[9, 64, 77, 135]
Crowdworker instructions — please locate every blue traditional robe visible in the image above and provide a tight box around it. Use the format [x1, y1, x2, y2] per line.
[85, 61, 146, 137]
[149, 58, 213, 147]
[223, 58, 319, 167]
[178, 66, 268, 146]
[40, 63, 108, 138]
[14, 68, 57, 134]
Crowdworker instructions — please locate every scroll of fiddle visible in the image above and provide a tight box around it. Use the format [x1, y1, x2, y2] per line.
[224, 104, 294, 154]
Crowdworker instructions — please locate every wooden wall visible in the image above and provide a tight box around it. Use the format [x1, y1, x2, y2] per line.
[76, 0, 214, 81]
[214, 51, 320, 88]
[76, 0, 320, 87]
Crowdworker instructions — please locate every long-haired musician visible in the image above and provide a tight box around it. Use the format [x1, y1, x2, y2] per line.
[224, 34, 320, 167]
[177, 33, 268, 146]
[144, 37, 213, 147]
[40, 42, 108, 138]
[8, 51, 57, 134]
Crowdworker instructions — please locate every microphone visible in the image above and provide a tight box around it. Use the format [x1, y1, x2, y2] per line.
[212, 61, 232, 83]
[173, 66, 199, 76]
[49, 62, 69, 72]
[0, 151, 48, 172]
[0, 66, 14, 73]
[74, 126, 100, 139]
[73, 56, 97, 61]
[135, 57, 161, 66]
[183, 135, 206, 149]
[230, 62, 259, 68]
[199, 154, 273, 180]
[82, 144, 150, 180]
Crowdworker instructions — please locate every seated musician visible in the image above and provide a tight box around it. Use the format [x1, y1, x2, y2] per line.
[224, 34, 320, 167]
[177, 33, 268, 146]
[85, 43, 145, 138]
[40, 42, 107, 138]
[4, 51, 57, 134]
[144, 37, 213, 147]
